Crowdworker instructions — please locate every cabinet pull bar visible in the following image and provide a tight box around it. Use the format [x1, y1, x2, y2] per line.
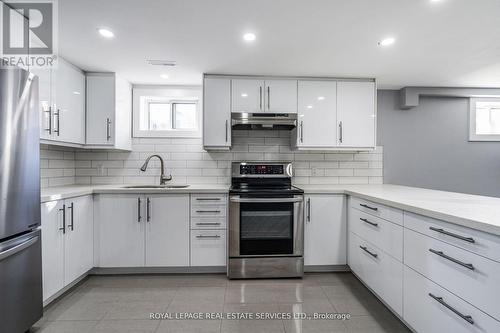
[137, 197, 142, 222]
[196, 198, 221, 201]
[146, 197, 151, 222]
[225, 119, 228, 142]
[360, 217, 378, 227]
[196, 210, 221, 213]
[106, 118, 111, 141]
[259, 86, 263, 110]
[59, 204, 66, 234]
[359, 245, 378, 258]
[67, 202, 74, 231]
[196, 222, 221, 226]
[54, 109, 60, 136]
[359, 203, 378, 211]
[267, 86, 270, 109]
[339, 121, 343, 143]
[300, 121, 304, 143]
[306, 198, 311, 222]
[428, 293, 474, 325]
[429, 248, 474, 270]
[45, 107, 52, 134]
[196, 235, 221, 239]
[429, 227, 475, 243]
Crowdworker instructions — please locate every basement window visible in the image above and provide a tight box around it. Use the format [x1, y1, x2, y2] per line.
[469, 98, 500, 141]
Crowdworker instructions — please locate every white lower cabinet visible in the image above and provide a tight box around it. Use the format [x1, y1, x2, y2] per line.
[404, 266, 500, 333]
[190, 230, 227, 266]
[95, 194, 190, 268]
[304, 195, 346, 266]
[41, 195, 93, 303]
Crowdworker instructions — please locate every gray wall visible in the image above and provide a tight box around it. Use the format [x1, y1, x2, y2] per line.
[378, 90, 500, 198]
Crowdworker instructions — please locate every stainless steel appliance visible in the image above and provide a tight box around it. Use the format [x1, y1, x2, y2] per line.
[0, 67, 42, 332]
[231, 112, 297, 130]
[228, 162, 304, 279]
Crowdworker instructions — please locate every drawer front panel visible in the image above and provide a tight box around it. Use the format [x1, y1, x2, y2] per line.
[191, 206, 226, 218]
[404, 228, 500, 320]
[350, 197, 403, 225]
[348, 232, 403, 316]
[349, 208, 403, 261]
[191, 194, 227, 206]
[405, 211, 500, 263]
[191, 217, 226, 229]
[404, 265, 500, 333]
[190, 230, 226, 266]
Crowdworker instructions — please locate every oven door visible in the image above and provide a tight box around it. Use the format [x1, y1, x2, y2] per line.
[229, 195, 304, 257]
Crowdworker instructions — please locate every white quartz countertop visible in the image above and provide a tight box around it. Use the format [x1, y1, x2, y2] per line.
[299, 184, 500, 236]
[41, 183, 500, 236]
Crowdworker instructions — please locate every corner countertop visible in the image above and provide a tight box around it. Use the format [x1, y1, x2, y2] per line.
[41, 183, 500, 237]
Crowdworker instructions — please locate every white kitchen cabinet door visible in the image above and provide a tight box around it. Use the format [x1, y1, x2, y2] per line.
[296, 80, 337, 148]
[41, 200, 65, 302]
[191, 230, 226, 266]
[96, 194, 145, 267]
[231, 79, 264, 113]
[304, 195, 346, 266]
[203, 77, 231, 149]
[86, 74, 115, 145]
[31, 68, 53, 140]
[337, 81, 376, 148]
[264, 80, 297, 113]
[55, 60, 85, 144]
[145, 195, 190, 267]
[64, 196, 93, 284]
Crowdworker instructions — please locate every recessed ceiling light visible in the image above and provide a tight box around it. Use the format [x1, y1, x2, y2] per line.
[241, 93, 248, 97]
[160, 74, 169, 79]
[378, 37, 395, 46]
[317, 96, 325, 101]
[243, 32, 256, 42]
[72, 91, 81, 95]
[307, 105, 313, 109]
[98, 28, 114, 38]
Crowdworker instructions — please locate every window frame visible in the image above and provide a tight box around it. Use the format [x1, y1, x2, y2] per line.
[469, 97, 500, 142]
[133, 88, 202, 138]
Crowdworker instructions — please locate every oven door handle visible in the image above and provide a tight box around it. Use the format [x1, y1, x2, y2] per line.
[230, 196, 303, 203]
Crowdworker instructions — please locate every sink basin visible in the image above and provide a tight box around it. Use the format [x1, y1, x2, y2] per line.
[122, 184, 190, 189]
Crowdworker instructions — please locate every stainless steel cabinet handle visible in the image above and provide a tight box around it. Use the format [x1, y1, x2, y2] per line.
[45, 107, 52, 134]
[267, 86, 270, 109]
[300, 121, 304, 143]
[259, 86, 263, 110]
[196, 235, 221, 239]
[196, 222, 221, 226]
[225, 119, 228, 142]
[429, 227, 475, 243]
[137, 197, 142, 222]
[196, 198, 221, 201]
[106, 118, 111, 141]
[54, 109, 60, 136]
[360, 203, 378, 211]
[360, 245, 378, 258]
[196, 210, 221, 213]
[230, 196, 303, 203]
[59, 204, 66, 234]
[429, 249, 474, 270]
[307, 198, 311, 222]
[0, 235, 39, 261]
[146, 197, 151, 222]
[339, 121, 343, 143]
[360, 217, 378, 227]
[67, 202, 74, 231]
[428, 293, 474, 324]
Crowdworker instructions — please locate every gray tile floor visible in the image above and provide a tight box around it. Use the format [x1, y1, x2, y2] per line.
[31, 272, 411, 333]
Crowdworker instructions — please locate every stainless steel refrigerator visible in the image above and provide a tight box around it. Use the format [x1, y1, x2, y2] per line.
[0, 67, 43, 332]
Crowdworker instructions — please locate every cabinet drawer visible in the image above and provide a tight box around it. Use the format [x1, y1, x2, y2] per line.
[348, 232, 403, 316]
[350, 197, 403, 225]
[190, 230, 226, 266]
[349, 208, 403, 261]
[191, 217, 226, 229]
[191, 206, 226, 218]
[404, 228, 500, 320]
[404, 265, 500, 333]
[191, 194, 227, 206]
[405, 211, 500, 263]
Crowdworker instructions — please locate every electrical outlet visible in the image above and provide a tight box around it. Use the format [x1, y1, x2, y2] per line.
[312, 168, 323, 177]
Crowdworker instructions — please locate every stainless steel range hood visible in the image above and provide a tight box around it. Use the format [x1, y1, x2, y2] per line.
[231, 113, 297, 130]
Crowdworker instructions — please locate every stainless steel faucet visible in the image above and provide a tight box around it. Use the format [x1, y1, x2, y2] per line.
[140, 154, 172, 185]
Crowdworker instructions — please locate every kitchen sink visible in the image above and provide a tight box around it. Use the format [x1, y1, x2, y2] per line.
[122, 184, 190, 189]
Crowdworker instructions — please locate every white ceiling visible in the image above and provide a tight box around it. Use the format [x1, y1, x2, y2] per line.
[59, 0, 500, 88]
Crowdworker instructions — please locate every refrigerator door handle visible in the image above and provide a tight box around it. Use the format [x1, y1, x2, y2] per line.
[0, 235, 39, 262]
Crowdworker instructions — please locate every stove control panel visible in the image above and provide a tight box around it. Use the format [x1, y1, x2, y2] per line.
[233, 162, 292, 178]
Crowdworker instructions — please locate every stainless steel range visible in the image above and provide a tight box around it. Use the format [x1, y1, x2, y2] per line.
[228, 162, 304, 279]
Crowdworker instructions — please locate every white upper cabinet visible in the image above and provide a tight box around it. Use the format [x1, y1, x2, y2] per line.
[294, 80, 337, 148]
[86, 73, 132, 150]
[337, 81, 376, 148]
[264, 79, 297, 113]
[203, 77, 231, 150]
[232, 79, 264, 113]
